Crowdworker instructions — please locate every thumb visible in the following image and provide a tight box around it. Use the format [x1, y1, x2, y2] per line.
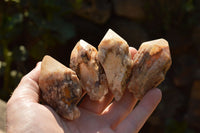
[8, 62, 41, 104]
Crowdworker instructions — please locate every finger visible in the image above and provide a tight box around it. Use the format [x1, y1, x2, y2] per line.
[115, 88, 162, 133]
[8, 62, 41, 104]
[79, 90, 114, 114]
[24, 62, 41, 83]
[129, 47, 137, 59]
[101, 90, 138, 129]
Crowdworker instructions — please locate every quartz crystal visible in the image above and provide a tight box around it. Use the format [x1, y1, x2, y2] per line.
[98, 29, 133, 101]
[70, 40, 108, 101]
[128, 39, 172, 99]
[39, 55, 82, 120]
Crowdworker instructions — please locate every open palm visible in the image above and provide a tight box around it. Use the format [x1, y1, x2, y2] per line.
[7, 48, 162, 133]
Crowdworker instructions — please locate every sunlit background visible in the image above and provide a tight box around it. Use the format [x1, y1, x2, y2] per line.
[0, 0, 200, 132]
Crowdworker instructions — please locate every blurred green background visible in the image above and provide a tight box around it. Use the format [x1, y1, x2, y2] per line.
[0, 0, 200, 132]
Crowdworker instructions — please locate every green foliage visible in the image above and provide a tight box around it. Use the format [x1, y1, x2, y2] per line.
[0, 0, 78, 101]
[145, 0, 195, 31]
[164, 118, 195, 133]
[184, 0, 195, 12]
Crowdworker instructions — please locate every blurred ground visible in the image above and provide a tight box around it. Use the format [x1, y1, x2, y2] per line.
[1, 0, 200, 132]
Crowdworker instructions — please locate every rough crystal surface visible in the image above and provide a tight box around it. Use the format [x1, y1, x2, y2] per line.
[39, 55, 82, 120]
[70, 40, 108, 101]
[98, 29, 133, 101]
[128, 39, 172, 99]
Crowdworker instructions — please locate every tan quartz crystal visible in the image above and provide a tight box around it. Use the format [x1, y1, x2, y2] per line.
[70, 40, 108, 101]
[98, 29, 133, 101]
[39, 55, 82, 120]
[128, 39, 172, 99]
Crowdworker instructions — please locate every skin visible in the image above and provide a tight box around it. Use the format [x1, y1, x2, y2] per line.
[7, 47, 162, 133]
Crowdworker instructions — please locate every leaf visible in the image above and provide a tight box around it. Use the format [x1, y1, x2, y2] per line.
[164, 118, 195, 133]
[184, 0, 194, 12]
[0, 61, 6, 76]
[28, 11, 75, 43]
[8, 13, 23, 29]
[12, 45, 28, 61]
[29, 41, 46, 60]
[3, 13, 23, 39]
[50, 17, 75, 43]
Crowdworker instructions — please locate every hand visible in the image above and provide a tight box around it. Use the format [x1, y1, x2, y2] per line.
[7, 47, 162, 133]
